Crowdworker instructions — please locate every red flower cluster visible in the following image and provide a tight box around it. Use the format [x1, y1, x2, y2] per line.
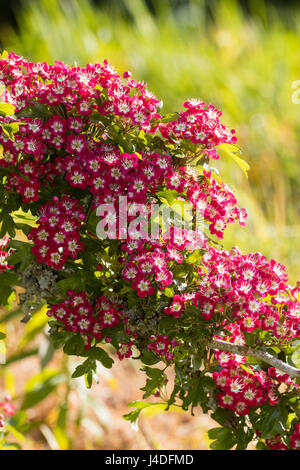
[0, 395, 16, 427]
[213, 365, 280, 416]
[184, 245, 300, 340]
[95, 295, 122, 330]
[0, 236, 14, 271]
[147, 334, 180, 361]
[265, 434, 289, 450]
[290, 423, 300, 450]
[28, 195, 85, 269]
[121, 227, 205, 298]
[164, 295, 185, 318]
[212, 323, 298, 423]
[0, 52, 160, 122]
[117, 341, 133, 360]
[158, 99, 237, 153]
[187, 169, 247, 238]
[48, 290, 123, 349]
[0, 52, 246, 242]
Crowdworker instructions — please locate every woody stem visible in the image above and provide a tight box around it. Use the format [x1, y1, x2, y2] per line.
[206, 338, 300, 379]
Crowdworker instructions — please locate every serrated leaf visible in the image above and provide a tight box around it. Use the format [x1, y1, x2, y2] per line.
[0, 210, 16, 238]
[217, 143, 250, 178]
[89, 346, 114, 368]
[72, 358, 96, 378]
[63, 334, 86, 356]
[255, 403, 289, 439]
[140, 349, 161, 365]
[208, 426, 237, 450]
[6, 240, 34, 272]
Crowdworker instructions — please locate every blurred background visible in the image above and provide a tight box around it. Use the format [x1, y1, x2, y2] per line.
[0, 0, 299, 450]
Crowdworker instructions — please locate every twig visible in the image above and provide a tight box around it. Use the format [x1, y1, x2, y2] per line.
[206, 338, 300, 379]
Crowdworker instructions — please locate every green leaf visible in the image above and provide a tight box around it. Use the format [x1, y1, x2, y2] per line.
[85, 370, 94, 389]
[85, 209, 98, 235]
[181, 376, 208, 412]
[208, 426, 237, 450]
[217, 143, 250, 178]
[211, 407, 234, 427]
[50, 329, 71, 350]
[163, 287, 174, 298]
[156, 189, 182, 206]
[0, 210, 16, 238]
[20, 305, 49, 347]
[40, 342, 56, 370]
[290, 340, 300, 368]
[56, 277, 85, 296]
[141, 367, 165, 398]
[138, 129, 147, 145]
[5, 423, 25, 442]
[22, 102, 51, 119]
[256, 441, 269, 450]
[122, 408, 141, 425]
[140, 349, 161, 365]
[6, 240, 34, 271]
[208, 426, 231, 440]
[89, 346, 114, 368]
[72, 358, 96, 378]
[254, 403, 289, 439]
[0, 102, 15, 116]
[14, 223, 33, 236]
[0, 121, 23, 141]
[0, 272, 20, 306]
[123, 401, 166, 426]
[159, 112, 179, 123]
[63, 334, 86, 356]
[5, 348, 39, 366]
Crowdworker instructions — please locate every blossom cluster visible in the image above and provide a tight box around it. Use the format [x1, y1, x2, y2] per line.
[116, 341, 133, 361]
[48, 290, 125, 349]
[0, 52, 160, 122]
[178, 245, 300, 341]
[147, 334, 181, 361]
[0, 395, 16, 428]
[0, 51, 246, 243]
[28, 195, 85, 269]
[0, 236, 14, 271]
[121, 226, 204, 297]
[290, 423, 300, 450]
[212, 342, 298, 412]
[158, 99, 237, 155]
[213, 365, 275, 416]
[186, 169, 247, 238]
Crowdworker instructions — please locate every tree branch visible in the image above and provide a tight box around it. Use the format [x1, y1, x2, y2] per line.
[206, 338, 300, 379]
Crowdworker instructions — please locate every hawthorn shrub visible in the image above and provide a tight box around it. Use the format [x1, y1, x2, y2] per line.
[0, 51, 299, 450]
